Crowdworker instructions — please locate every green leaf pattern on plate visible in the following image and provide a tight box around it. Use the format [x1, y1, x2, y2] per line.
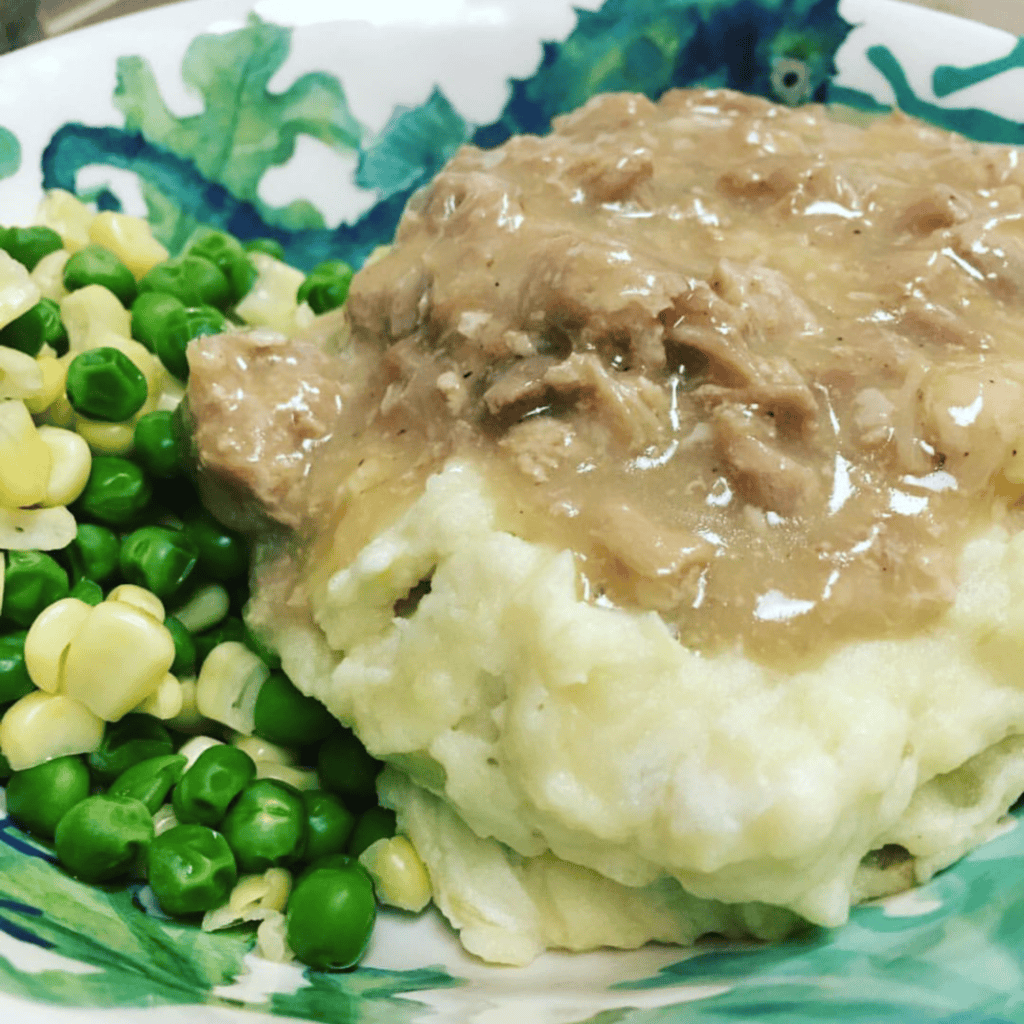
[113, 14, 364, 248]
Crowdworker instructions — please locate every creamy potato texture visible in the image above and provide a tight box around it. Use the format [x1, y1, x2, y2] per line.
[188, 88, 1024, 964]
[258, 464, 1024, 963]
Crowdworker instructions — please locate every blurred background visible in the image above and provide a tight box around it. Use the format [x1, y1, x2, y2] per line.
[1, 0, 1022, 52]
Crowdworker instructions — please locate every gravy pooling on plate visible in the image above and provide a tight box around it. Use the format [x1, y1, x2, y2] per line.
[195, 88, 1024, 666]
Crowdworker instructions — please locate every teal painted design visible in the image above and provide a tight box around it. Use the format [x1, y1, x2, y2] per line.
[599, 820, 1024, 1023]
[40, 0, 855, 270]
[0, 820, 252, 1009]
[355, 88, 470, 204]
[830, 44, 1024, 144]
[0, 812, 459, 1015]
[0, 126, 19, 179]
[112, 13, 363, 252]
[932, 37, 1024, 98]
[268, 967, 462, 1024]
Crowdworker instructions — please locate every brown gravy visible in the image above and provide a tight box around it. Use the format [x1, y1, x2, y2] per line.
[196, 88, 1024, 667]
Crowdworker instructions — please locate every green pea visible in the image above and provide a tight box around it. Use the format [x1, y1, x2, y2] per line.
[347, 807, 397, 859]
[0, 753, 11, 782]
[193, 616, 248, 666]
[172, 744, 256, 828]
[131, 291, 188, 355]
[69, 578, 104, 606]
[0, 298, 67, 357]
[298, 260, 354, 315]
[138, 255, 231, 310]
[63, 244, 137, 307]
[182, 515, 248, 582]
[6, 756, 91, 839]
[89, 714, 174, 785]
[3, 551, 69, 628]
[109, 753, 187, 813]
[0, 225, 62, 271]
[244, 238, 285, 261]
[302, 791, 355, 864]
[221, 778, 307, 873]
[133, 410, 183, 479]
[148, 303, 228, 381]
[119, 526, 198, 600]
[185, 227, 257, 304]
[244, 624, 280, 670]
[147, 824, 238, 916]
[74, 456, 152, 526]
[66, 347, 148, 422]
[164, 615, 196, 677]
[254, 672, 336, 748]
[286, 857, 376, 971]
[54, 794, 154, 883]
[317, 729, 381, 809]
[0, 631, 33, 704]
[66, 523, 121, 583]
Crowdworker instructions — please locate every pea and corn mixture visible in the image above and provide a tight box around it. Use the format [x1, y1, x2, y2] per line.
[0, 190, 428, 971]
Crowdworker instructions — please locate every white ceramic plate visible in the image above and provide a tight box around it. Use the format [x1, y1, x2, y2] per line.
[2, 1, 1024, 1021]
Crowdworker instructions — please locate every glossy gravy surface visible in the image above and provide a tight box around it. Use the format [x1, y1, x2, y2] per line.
[293, 88, 1024, 665]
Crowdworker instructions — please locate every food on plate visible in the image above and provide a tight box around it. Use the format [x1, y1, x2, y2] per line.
[188, 87, 1024, 964]
[8, 78, 1024, 974]
[0, 198, 396, 969]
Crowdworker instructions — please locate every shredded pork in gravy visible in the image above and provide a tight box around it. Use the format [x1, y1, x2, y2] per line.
[189, 88, 1024, 666]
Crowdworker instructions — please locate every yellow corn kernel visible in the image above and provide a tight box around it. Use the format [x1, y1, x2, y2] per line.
[158, 376, 185, 412]
[152, 805, 179, 836]
[260, 868, 292, 912]
[0, 346, 45, 402]
[236, 253, 304, 334]
[163, 677, 206, 733]
[24, 597, 92, 692]
[0, 553, 4, 611]
[0, 400, 52, 508]
[293, 301, 316, 332]
[0, 690, 104, 771]
[30, 249, 70, 302]
[24, 355, 67, 415]
[255, 761, 318, 790]
[63, 601, 176, 721]
[107, 584, 165, 622]
[256, 912, 295, 964]
[230, 732, 296, 767]
[359, 835, 432, 912]
[60, 285, 131, 352]
[134, 672, 183, 719]
[195, 641, 269, 735]
[37, 425, 92, 507]
[35, 189, 94, 252]
[0, 506, 77, 551]
[230, 868, 292, 915]
[89, 211, 169, 279]
[202, 868, 292, 934]
[41, 387, 76, 429]
[173, 584, 229, 633]
[75, 416, 135, 456]
[0, 250, 41, 331]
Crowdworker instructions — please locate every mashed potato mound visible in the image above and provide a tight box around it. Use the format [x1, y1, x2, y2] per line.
[261, 460, 1024, 965]
[191, 88, 1024, 964]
